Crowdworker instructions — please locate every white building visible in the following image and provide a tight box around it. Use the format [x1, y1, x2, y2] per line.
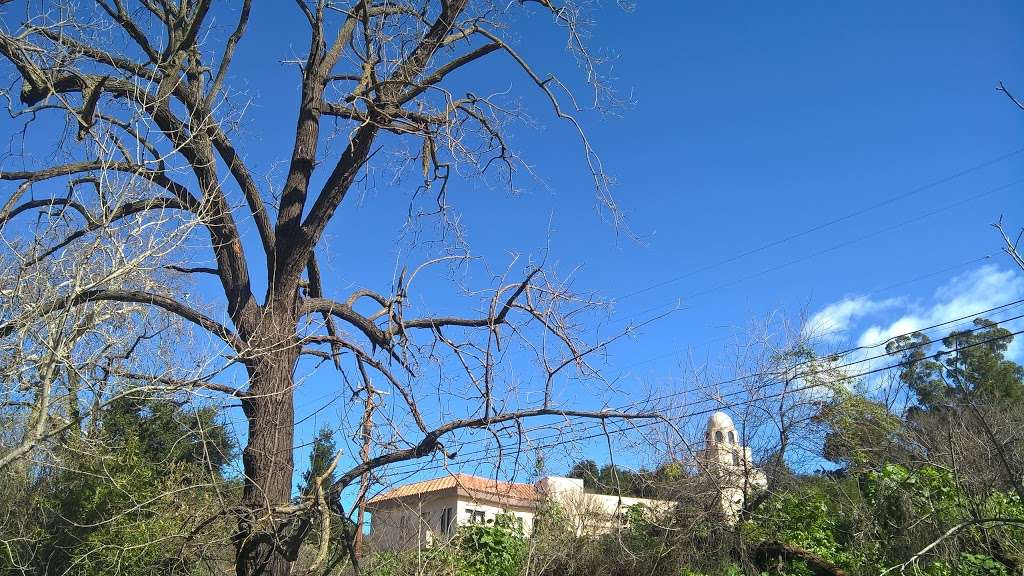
[366, 411, 765, 551]
[365, 473, 540, 551]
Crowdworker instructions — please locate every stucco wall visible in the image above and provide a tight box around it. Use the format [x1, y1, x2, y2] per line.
[368, 490, 459, 551]
[455, 498, 535, 535]
[369, 490, 536, 552]
[538, 479, 674, 535]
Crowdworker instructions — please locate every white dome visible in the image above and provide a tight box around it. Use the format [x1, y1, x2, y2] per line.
[707, 411, 736, 432]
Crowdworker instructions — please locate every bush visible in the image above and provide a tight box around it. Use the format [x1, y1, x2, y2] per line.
[457, 514, 526, 576]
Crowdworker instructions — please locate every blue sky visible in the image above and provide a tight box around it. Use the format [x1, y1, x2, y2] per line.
[212, 1, 1024, 486]
[4, 1, 1023, 490]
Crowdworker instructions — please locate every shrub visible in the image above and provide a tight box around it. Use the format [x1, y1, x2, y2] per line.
[457, 514, 526, 576]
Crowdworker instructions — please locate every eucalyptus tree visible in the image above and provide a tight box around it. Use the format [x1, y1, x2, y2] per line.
[0, 2, 657, 574]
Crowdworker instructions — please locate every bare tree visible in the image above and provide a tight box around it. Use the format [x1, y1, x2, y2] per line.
[0, 165, 204, 473]
[993, 217, 1024, 272]
[993, 82, 1024, 273]
[0, 2, 657, 574]
[0, 152, 230, 572]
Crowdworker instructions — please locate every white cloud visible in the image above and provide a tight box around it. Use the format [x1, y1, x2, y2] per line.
[805, 296, 901, 341]
[854, 265, 1024, 356]
[805, 265, 1024, 391]
[806, 264, 1024, 393]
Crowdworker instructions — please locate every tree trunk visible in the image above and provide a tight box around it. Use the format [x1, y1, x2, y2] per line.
[752, 540, 847, 576]
[236, 316, 299, 576]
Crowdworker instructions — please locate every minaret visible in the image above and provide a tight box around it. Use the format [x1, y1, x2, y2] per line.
[699, 411, 766, 520]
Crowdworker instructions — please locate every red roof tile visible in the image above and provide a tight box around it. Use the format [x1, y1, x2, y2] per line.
[366, 473, 538, 506]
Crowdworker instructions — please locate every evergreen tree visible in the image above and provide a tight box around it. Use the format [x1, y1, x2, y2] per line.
[9, 399, 239, 575]
[102, 397, 235, 474]
[818, 387, 907, 474]
[887, 318, 1024, 412]
[300, 426, 338, 495]
[567, 459, 600, 489]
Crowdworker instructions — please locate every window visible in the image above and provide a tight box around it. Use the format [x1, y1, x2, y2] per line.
[728, 431, 736, 444]
[467, 509, 486, 524]
[714, 430, 723, 442]
[732, 452, 740, 466]
[440, 507, 454, 535]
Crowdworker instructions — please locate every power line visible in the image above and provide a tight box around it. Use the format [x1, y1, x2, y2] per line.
[613, 146, 1024, 302]
[240, 255, 1008, 454]
[605, 178, 1022, 326]
[286, 163, 1024, 477]
[612, 253, 997, 371]
[296, 176, 1021, 434]
[279, 253, 1001, 434]
[389, 297, 1024, 463]
[266, 173, 1023, 434]
[376, 326, 1024, 482]
[338, 298, 1024, 477]
[375, 303, 1024, 477]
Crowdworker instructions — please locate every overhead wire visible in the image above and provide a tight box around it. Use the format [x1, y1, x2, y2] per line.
[263, 254, 1005, 454]
[613, 146, 1024, 303]
[375, 326, 1024, 482]
[285, 149, 1024, 487]
[374, 300, 1024, 477]
[281, 155, 1024, 433]
[605, 177, 1023, 326]
[614, 252, 997, 371]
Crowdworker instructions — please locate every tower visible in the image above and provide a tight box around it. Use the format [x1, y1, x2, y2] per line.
[698, 411, 767, 520]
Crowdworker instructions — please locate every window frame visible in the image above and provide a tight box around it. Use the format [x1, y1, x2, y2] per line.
[440, 507, 454, 535]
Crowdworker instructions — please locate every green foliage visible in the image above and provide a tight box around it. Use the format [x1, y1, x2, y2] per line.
[103, 396, 235, 474]
[743, 480, 882, 575]
[457, 513, 526, 576]
[958, 554, 1013, 576]
[616, 504, 661, 555]
[859, 464, 1021, 574]
[1, 399, 237, 575]
[864, 464, 963, 526]
[365, 514, 526, 576]
[565, 460, 662, 497]
[818, 386, 906, 473]
[41, 438, 214, 576]
[917, 554, 1011, 576]
[567, 459, 600, 489]
[887, 318, 1024, 412]
[299, 425, 337, 495]
[366, 547, 463, 576]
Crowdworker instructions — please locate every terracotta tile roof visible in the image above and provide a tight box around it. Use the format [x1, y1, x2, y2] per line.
[366, 473, 539, 506]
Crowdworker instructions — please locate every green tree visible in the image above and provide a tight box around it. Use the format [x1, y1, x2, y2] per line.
[3, 399, 238, 575]
[102, 397, 235, 474]
[299, 426, 338, 495]
[888, 318, 1024, 498]
[817, 387, 907, 474]
[887, 318, 1024, 412]
[567, 459, 600, 489]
